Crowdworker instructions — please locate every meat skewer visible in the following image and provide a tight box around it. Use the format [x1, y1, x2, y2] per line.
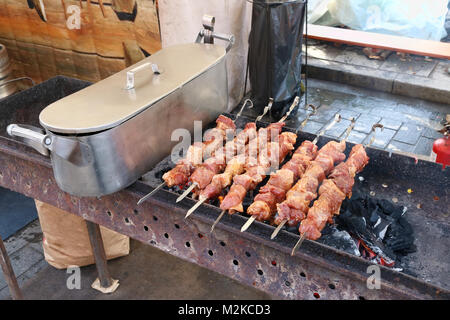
[176, 98, 281, 203]
[206, 98, 306, 231]
[290, 124, 384, 256]
[270, 117, 356, 239]
[137, 100, 253, 205]
[240, 113, 348, 233]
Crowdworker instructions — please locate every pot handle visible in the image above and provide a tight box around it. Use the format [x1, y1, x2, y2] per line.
[6, 124, 50, 156]
[195, 15, 235, 52]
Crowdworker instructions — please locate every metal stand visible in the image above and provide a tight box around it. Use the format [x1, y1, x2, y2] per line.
[0, 235, 23, 300]
[85, 221, 113, 289]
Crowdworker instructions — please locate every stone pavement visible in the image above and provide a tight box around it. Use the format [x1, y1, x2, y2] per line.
[304, 41, 450, 105]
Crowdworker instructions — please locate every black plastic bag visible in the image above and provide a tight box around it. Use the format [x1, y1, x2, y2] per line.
[247, 0, 306, 116]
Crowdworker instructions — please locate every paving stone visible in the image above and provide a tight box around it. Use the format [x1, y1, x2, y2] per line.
[393, 123, 425, 145]
[428, 61, 450, 82]
[334, 48, 384, 69]
[393, 73, 450, 105]
[301, 120, 324, 135]
[363, 127, 396, 149]
[353, 114, 381, 134]
[413, 137, 434, 157]
[329, 101, 361, 120]
[387, 140, 415, 153]
[422, 126, 444, 140]
[307, 57, 397, 94]
[343, 130, 367, 145]
[0, 245, 44, 290]
[304, 44, 341, 61]
[380, 54, 438, 77]
[395, 103, 438, 120]
[379, 118, 403, 130]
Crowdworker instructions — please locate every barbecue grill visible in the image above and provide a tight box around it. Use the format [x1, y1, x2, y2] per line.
[0, 76, 448, 300]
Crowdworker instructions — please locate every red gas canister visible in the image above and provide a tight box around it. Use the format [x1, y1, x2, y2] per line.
[433, 136, 450, 168]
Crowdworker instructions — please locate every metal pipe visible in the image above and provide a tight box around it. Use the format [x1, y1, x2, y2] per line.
[0, 235, 23, 300]
[86, 221, 113, 288]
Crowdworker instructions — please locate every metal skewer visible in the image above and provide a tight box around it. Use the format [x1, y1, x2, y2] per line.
[138, 99, 254, 205]
[176, 182, 198, 203]
[210, 210, 226, 233]
[240, 215, 256, 232]
[291, 122, 383, 256]
[272, 116, 355, 240]
[185, 196, 207, 218]
[137, 181, 166, 205]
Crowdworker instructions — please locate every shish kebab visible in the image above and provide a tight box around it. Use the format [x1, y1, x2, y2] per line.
[185, 97, 300, 225]
[137, 99, 254, 205]
[176, 98, 279, 203]
[185, 100, 313, 224]
[268, 117, 357, 239]
[241, 114, 354, 232]
[291, 124, 384, 256]
[206, 104, 318, 232]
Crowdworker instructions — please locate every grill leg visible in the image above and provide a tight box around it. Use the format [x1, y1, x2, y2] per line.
[86, 221, 113, 288]
[0, 235, 23, 300]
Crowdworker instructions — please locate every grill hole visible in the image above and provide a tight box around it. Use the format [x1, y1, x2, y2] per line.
[220, 241, 226, 247]
[124, 217, 130, 224]
[271, 260, 277, 266]
[359, 296, 366, 300]
[285, 281, 291, 287]
[174, 224, 180, 229]
[133, 209, 139, 215]
[144, 226, 149, 231]
[153, 216, 158, 221]
[185, 242, 191, 248]
[164, 233, 169, 239]
[257, 269, 263, 276]
[150, 240, 156, 245]
[106, 210, 112, 217]
[198, 233, 204, 239]
[328, 284, 335, 290]
[300, 272, 306, 278]
[313, 292, 320, 299]
[233, 260, 239, 266]
[208, 250, 213, 256]
[245, 251, 251, 257]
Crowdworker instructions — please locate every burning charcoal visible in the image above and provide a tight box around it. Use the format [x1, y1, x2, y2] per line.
[318, 225, 360, 257]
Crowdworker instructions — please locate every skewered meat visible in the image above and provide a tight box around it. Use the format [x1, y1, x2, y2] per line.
[246, 140, 318, 221]
[220, 131, 297, 214]
[194, 122, 286, 198]
[274, 140, 346, 226]
[162, 115, 236, 187]
[299, 144, 369, 240]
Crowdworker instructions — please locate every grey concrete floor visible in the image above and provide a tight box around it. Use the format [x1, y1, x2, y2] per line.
[10, 237, 271, 300]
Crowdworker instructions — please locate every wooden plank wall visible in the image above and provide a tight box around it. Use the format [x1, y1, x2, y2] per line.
[0, 0, 161, 87]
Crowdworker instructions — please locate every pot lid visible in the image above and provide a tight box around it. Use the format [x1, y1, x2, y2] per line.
[39, 43, 226, 134]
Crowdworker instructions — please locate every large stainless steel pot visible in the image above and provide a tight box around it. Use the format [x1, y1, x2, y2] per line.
[7, 19, 234, 197]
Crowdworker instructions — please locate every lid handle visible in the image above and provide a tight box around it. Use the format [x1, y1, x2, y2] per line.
[126, 62, 160, 90]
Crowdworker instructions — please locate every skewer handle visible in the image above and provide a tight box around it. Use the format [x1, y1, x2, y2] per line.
[278, 96, 300, 123]
[312, 113, 341, 145]
[137, 181, 166, 205]
[340, 117, 357, 143]
[365, 123, 384, 148]
[256, 98, 274, 122]
[235, 99, 253, 120]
